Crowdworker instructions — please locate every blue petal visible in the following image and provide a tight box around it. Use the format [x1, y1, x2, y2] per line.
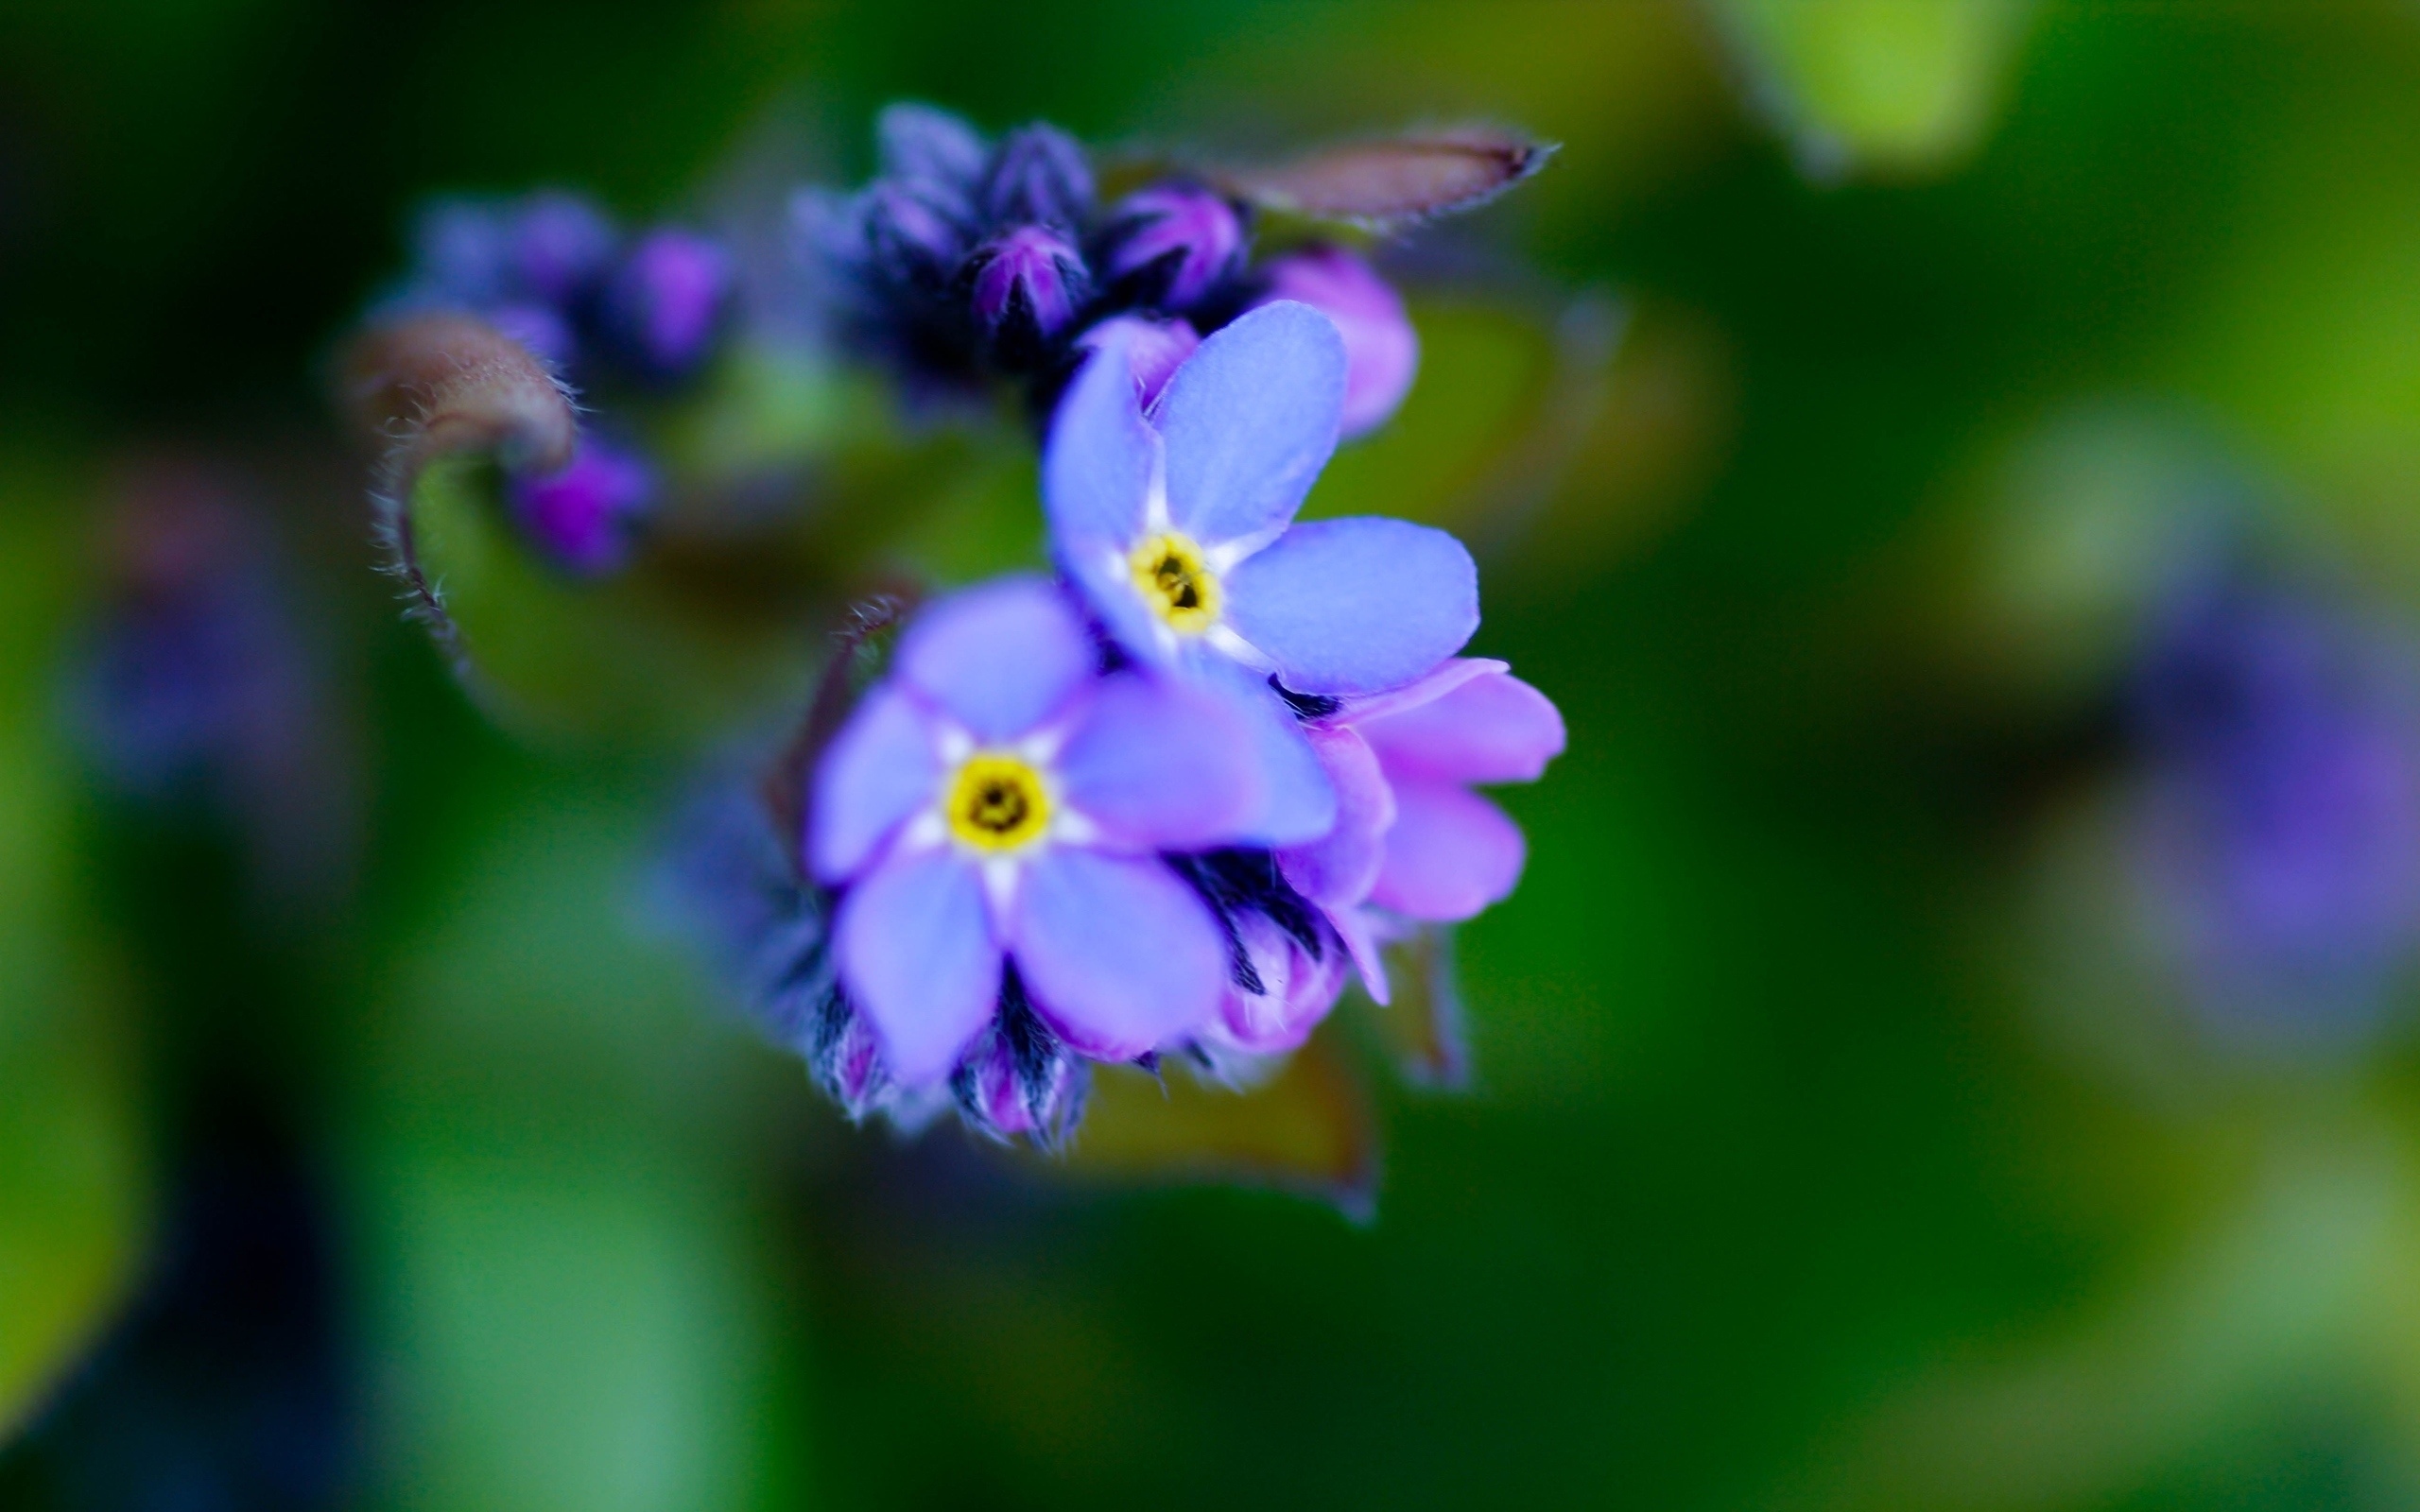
[1152, 301, 1345, 546]
[1225, 516, 1478, 696]
[809, 685, 938, 884]
[1201, 658, 1338, 846]
[1055, 673, 1260, 850]
[895, 577, 1095, 741]
[1010, 850, 1226, 1060]
[1044, 330, 1154, 552]
[834, 849, 1002, 1088]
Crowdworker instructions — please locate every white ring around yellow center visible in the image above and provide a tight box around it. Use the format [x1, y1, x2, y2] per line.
[1129, 531, 1221, 635]
[945, 751, 1052, 853]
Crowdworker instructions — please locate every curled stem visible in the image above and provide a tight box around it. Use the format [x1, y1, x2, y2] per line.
[339, 312, 579, 681]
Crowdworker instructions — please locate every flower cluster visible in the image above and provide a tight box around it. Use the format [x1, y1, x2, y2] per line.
[798, 301, 1562, 1139]
[802, 105, 1418, 434]
[379, 190, 736, 574]
[2125, 564, 2420, 1043]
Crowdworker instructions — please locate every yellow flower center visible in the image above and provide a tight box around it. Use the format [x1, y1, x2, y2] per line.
[1129, 531, 1220, 635]
[945, 752, 1052, 853]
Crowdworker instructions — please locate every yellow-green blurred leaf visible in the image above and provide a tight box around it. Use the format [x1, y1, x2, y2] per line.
[0, 485, 149, 1441]
[1710, 0, 2040, 179]
[408, 455, 822, 743]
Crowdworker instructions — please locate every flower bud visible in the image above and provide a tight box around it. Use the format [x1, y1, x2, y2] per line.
[1076, 314, 1200, 407]
[1253, 244, 1418, 438]
[506, 434, 653, 576]
[874, 102, 988, 205]
[603, 227, 734, 379]
[1098, 184, 1245, 311]
[968, 225, 1089, 361]
[1211, 910, 1349, 1056]
[859, 181, 972, 286]
[979, 123, 1093, 229]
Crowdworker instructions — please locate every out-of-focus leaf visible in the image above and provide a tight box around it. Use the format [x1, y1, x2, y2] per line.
[1049, 1033, 1377, 1217]
[1708, 0, 2041, 180]
[1303, 296, 1566, 533]
[1800, 1110, 2404, 1511]
[1354, 926, 1470, 1089]
[356, 771, 795, 1512]
[1929, 404, 2237, 713]
[1307, 294, 1724, 581]
[403, 454, 823, 742]
[0, 489, 148, 1441]
[1214, 127, 1554, 230]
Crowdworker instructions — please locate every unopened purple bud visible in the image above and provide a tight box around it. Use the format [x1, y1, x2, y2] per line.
[969, 225, 1089, 354]
[1213, 911, 1348, 1055]
[1099, 184, 1245, 311]
[1077, 314, 1200, 407]
[510, 191, 617, 303]
[874, 102, 988, 202]
[1253, 244, 1419, 438]
[980, 124, 1094, 229]
[950, 984, 1083, 1143]
[605, 227, 734, 378]
[506, 435, 653, 576]
[861, 181, 971, 283]
[820, 1003, 890, 1117]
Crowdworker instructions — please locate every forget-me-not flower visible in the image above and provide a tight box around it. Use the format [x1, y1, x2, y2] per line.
[1043, 299, 1479, 841]
[809, 576, 1275, 1086]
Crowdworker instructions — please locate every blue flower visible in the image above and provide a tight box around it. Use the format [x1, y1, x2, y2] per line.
[2126, 569, 2420, 1042]
[1043, 299, 1480, 837]
[809, 577, 1278, 1087]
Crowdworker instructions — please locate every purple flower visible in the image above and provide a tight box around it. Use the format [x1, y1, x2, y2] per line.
[2126, 572, 2420, 1041]
[1279, 658, 1564, 997]
[1044, 299, 1478, 837]
[602, 227, 734, 379]
[1098, 184, 1246, 311]
[1074, 314, 1200, 407]
[405, 191, 617, 356]
[1252, 244, 1419, 438]
[967, 224, 1089, 356]
[509, 191, 618, 303]
[809, 577, 1278, 1086]
[506, 435, 654, 576]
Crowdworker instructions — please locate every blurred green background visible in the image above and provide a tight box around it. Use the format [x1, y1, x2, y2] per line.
[9, 2, 2420, 1508]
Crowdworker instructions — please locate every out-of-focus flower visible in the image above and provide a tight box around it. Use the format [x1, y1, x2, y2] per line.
[66, 463, 355, 903]
[810, 577, 1278, 1091]
[600, 226, 734, 380]
[504, 436, 654, 576]
[369, 190, 738, 578]
[1045, 301, 1478, 841]
[1251, 244, 1419, 438]
[1280, 658, 1564, 994]
[2124, 568, 2420, 1042]
[1097, 183, 1247, 313]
